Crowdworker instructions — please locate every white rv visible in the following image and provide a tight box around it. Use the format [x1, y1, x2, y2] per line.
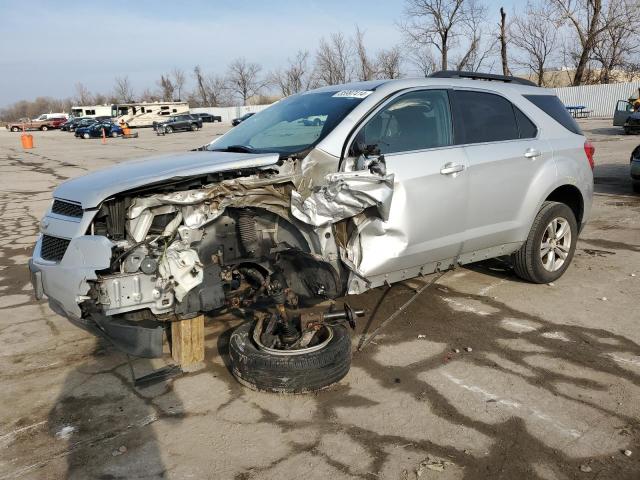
[115, 102, 190, 127]
[71, 102, 190, 127]
[71, 105, 115, 118]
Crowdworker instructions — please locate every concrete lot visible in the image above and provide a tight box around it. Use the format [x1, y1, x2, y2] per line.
[0, 119, 639, 479]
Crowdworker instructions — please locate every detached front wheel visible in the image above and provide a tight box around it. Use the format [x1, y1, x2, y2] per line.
[229, 321, 351, 393]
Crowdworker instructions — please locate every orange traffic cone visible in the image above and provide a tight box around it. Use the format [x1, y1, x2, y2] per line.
[20, 124, 33, 149]
[101, 127, 106, 145]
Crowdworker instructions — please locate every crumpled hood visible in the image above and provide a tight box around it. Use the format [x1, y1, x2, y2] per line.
[53, 151, 280, 208]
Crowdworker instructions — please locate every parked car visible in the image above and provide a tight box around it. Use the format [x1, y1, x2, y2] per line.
[6, 116, 66, 132]
[301, 115, 326, 126]
[631, 145, 640, 192]
[622, 111, 640, 135]
[231, 112, 255, 126]
[193, 112, 222, 123]
[29, 72, 594, 393]
[155, 114, 203, 135]
[613, 99, 638, 132]
[62, 117, 112, 132]
[74, 122, 123, 139]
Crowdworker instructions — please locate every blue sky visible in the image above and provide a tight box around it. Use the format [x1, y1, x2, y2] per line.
[0, 0, 521, 107]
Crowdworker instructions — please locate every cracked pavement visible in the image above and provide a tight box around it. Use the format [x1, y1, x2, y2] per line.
[0, 120, 639, 479]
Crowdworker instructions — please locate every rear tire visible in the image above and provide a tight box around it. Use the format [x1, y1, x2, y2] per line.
[165, 126, 173, 134]
[229, 322, 351, 393]
[512, 201, 578, 284]
[11, 126, 19, 132]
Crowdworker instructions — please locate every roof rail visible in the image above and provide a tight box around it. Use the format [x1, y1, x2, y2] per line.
[429, 70, 537, 87]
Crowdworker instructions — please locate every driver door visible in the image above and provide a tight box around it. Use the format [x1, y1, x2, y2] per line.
[348, 89, 469, 279]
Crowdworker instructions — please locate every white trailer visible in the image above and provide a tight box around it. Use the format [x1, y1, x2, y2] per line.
[115, 102, 190, 127]
[70, 102, 190, 127]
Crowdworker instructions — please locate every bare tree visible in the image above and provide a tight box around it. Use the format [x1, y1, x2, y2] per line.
[453, 1, 493, 72]
[193, 65, 210, 106]
[74, 82, 93, 105]
[407, 44, 438, 76]
[140, 88, 161, 102]
[376, 47, 404, 79]
[226, 57, 266, 105]
[204, 74, 231, 107]
[269, 50, 311, 96]
[400, 0, 467, 70]
[551, 0, 625, 85]
[157, 75, 175, 101]
[592, 1, 640, 83]
[171, 68, 187, 100]
[113, 76, 135, 103]
[314, 32, 353, 85]
[511, 2, 559, 86]
[499, 7, 510, 75]
[354, 27, 376, 81]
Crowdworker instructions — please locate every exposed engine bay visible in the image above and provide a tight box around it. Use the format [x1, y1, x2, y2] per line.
[84, 156, 394, 343]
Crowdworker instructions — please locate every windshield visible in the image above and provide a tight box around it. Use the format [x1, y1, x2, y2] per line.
[209, 90, 369, 156]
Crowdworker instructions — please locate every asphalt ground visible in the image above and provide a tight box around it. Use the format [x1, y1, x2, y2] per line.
[0, 119, 638, 479]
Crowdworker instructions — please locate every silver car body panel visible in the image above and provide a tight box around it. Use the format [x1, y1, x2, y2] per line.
[31, 76, 593, 322]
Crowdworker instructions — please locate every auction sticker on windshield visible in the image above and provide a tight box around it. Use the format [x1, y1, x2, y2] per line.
[332, 90, 373, 99]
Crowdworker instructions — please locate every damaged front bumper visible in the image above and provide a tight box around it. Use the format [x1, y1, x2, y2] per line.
[29, 235, 165, 357]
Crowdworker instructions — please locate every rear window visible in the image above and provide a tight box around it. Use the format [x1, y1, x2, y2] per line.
[523, 94, 582, 135]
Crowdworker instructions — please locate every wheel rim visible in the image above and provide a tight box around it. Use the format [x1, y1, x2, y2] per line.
[540, 217, 572, 272]
[252, 319, 334, 356]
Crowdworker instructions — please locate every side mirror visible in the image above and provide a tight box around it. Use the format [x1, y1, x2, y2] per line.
[351, 139, 380, 158]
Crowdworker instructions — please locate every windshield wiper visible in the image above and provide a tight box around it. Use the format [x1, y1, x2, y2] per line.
[210, 144, 257, 153]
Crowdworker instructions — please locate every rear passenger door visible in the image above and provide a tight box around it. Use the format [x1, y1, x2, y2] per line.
[451, 89, 552, 254]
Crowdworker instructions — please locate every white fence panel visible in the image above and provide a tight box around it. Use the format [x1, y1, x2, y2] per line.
[191, 104, 272, 123]
[553, 82, 640, 118]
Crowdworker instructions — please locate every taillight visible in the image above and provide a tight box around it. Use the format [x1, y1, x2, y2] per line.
[584, 140, 595, 169]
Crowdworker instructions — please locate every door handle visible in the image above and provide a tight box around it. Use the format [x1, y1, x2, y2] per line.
[524, 148, 541, 159]
[440, 163, 465, 175]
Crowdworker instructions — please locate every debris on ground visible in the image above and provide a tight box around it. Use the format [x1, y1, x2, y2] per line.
[579, 464, 593, 473]
[416, 457, 454, 476]
[54, 425, 76, 439]
[623, 449, 632, 457]
[600, 297, 608, 301]
[111, 445, 128, 457]
[465, 347, 473, 352]
[417, 334, 427, 339]
[453, 348, 461, 353]
[548, 282, 555, 286]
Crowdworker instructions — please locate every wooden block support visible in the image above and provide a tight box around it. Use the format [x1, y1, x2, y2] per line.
[171, 315, 205, 367]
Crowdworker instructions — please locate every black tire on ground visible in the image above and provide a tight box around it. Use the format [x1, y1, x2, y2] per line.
[191, 123, 198, 131]
[165, 126, 173, 134]
[111, 131, 118, 138]
[512, 201, 578, 284]
[229, 321, 351, 393]
[11, 126, 19, 132]
[40, 125, 48, 131]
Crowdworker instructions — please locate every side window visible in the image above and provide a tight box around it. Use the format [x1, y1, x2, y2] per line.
[358, 90, 453, 155]
[514, 107, 537, 138]
[453, 91, 519, 143]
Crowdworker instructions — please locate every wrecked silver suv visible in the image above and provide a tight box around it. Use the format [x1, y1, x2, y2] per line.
[30, 72, 593, 392]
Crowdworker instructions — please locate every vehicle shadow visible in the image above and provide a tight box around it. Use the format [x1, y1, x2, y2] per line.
[47, 339, 182, 479]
